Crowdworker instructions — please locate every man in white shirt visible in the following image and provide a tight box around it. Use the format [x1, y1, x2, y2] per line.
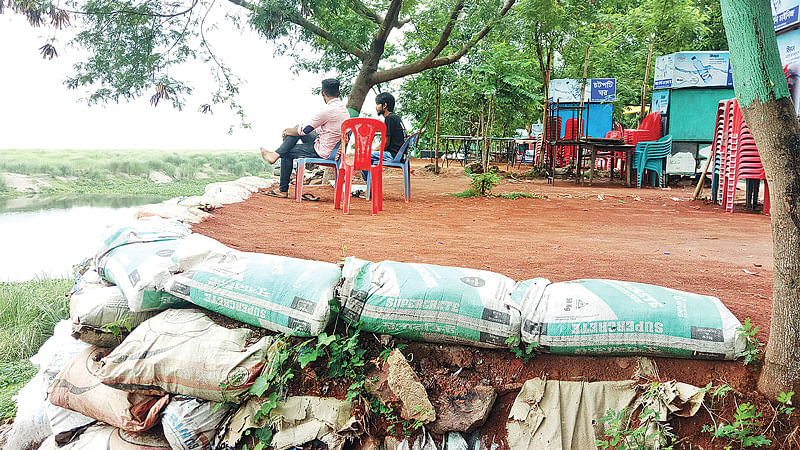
[261, 78, 350, 198]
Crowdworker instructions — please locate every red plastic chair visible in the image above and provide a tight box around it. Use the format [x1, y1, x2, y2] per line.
[721, 101, 769, 215]
[334, 118, 387, 215]
[562, 118, 584, 166]
[623, 112, 662, 146]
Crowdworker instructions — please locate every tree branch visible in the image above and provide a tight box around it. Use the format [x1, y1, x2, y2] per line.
[225, 0, 367, 60]
[372, 0, 515, 84]
[348, 0, 383, 25]
[374, 0, 403, 43]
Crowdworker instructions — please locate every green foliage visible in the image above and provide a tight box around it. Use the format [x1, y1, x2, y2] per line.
[702, 402, 772, 448]
[0, 360, 37, 419]
[101, 316, 134, 336]
[736, 318, 764, 370]
[495, 191, 540, 199]
[777, 391, 795, 417]
[0, 279, 71, 361]
[505, 336, 538, 363]
[596, 404, 675, 449]
[470, 172, 501, 196]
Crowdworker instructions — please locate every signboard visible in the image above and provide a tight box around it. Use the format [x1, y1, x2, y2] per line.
[772, 0, 800, 32]
[549, 78, 616, 103]
[778, 28, 800, 113]
[651, 90, 670, 115]
[653, 52, 733, 89]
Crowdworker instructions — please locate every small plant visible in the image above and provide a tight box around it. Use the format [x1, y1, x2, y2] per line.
[494, 192, 540, 200]
[470, 171, 501, 196]
[777, 391, 795, 417]
[596, 405, 674, 450]
[702, 402, 772, 448]
[737, 318, 764, 370]
[379, 343, 407, 361]
[101, 316, 134, 336]
[505, 336, 538, 363]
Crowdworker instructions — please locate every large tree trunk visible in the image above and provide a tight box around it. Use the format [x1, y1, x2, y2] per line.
[721, 0, 800, 399]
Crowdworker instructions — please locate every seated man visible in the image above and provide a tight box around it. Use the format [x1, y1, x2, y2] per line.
[361, 92, 406, 182]
[261, 78, 350, 198]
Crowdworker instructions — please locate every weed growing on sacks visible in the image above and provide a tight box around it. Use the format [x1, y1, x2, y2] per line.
[737, 318, 764, 370]
[596, 383, 676, 449]
[100, 316, 135, 336]
[505, 336, 538, 363]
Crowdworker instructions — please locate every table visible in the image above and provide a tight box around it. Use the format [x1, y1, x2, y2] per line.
[578, 138, 636, 186]
[441, 136, 518, 167]
[441, 136, 481, 166]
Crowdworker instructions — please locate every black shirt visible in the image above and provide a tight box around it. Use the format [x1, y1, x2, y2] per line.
[384, 112, 406, 157]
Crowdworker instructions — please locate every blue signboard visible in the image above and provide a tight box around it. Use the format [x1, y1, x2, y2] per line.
[651, 90, 670, 115]
[589, 78, 616, 102]
[773, 0, 800, 32]
[654, 52, 733, 89]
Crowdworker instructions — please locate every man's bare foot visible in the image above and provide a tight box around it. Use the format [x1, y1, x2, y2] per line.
[260, 147, 280, 164]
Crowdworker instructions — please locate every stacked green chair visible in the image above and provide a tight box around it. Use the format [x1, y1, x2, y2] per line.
[631, 135, 673, 188]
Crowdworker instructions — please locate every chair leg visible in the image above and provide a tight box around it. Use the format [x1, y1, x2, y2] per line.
[343, 166, 353, 214]
[295, 162, 305, 202]
[402, 163, 410, 202]
[378, 167, 384, 211]
[366, 172, 371, 201]
[334, 167, 345, 210]
[764, 180, 770, 216]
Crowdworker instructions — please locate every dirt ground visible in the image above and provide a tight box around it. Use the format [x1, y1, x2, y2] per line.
[192, 160, 781, 449]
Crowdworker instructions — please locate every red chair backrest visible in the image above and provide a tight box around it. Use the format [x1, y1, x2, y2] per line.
[564, 118, 584, 139]
[340, 118, 387, 171]
[638, 111, 662, 140]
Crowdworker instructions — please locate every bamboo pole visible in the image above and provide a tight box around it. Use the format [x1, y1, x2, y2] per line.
[434, 82, 441, 173]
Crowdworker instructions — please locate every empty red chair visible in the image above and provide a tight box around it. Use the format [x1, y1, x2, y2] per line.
[623, 112, 662, 146]
[334, 118, 387, 215]
[562, 118, 584, 166]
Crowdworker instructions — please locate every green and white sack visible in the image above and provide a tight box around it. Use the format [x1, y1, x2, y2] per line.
[518, 279, 745, 359]
[96, 217, 191, 259]
[70, 269, 159, 347]
[163, 249, 339, 336]
[339, 258, 519, 348]
[96, 239, 187, 312]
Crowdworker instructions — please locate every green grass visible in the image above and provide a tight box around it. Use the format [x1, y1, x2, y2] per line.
[0, 149, 274, 198]
[0, 278, 72, 418]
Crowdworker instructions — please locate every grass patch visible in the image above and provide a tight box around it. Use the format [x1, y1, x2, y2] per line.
[494, 192, 540, 199]
[451, 189, 478, 198]
[42, 174, 248, 198]
[0, 278, 71, 419]
[0, 360, 36, 419]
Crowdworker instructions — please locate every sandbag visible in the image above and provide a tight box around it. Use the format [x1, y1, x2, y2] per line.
[163, 249, 339, 336]
[97, 308, 271, 403]
[339, 258, 520, 348]
[95, 217, 191, 259]
[69, 269, 158, 347]
[518, 279, 745, 359]
[38, 425, 171, 449]
[48, 346, 169, 432]
[96, 239, 187, 312]
[5, 321, 93, 450]
[162, 397, 233, 450]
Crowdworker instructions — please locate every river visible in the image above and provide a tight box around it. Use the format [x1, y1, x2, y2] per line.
[0, 194, 167, 282]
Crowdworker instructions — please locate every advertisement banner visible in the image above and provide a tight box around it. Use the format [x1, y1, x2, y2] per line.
[778, 28, 800, 113]
[772, 0, 800, 32]
[549, 78, 616, 103]
[650, 90, 670, 115]
[654, 52, 732, 89]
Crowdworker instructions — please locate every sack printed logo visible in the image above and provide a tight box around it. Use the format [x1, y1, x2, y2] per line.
[226, 366, 250, 387]
[460, 276, 485, 288]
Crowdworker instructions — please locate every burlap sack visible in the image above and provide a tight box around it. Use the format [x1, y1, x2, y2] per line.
[48, 346, 169, 432]
[38, 424, 171, 449]
[97, 309, 271, 403]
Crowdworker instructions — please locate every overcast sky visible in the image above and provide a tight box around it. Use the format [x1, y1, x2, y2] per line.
[0, 8, 377, 151]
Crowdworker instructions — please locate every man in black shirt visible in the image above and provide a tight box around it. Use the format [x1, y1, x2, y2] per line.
[362, 92, 406, 181]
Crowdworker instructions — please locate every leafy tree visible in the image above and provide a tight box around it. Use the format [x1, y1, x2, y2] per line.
[7, 0, 517, 114]
[720, 0, 800, 399]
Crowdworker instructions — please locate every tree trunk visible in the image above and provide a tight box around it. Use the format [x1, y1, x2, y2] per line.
[435, 82, 441, 173]
[721, 0, 800, 399]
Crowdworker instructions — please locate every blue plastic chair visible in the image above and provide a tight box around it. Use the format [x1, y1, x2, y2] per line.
[631, 135, 672, 188]
[294, 141, 341, 203]
[366, 132, 419, 203]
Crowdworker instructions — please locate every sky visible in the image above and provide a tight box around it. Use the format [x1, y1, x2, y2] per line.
[0, 7, 378, 151]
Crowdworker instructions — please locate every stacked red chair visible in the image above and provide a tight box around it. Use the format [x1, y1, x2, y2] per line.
[708, 99, 769, 215]
[544, 116, 563, 168]
[334, 118, 387, 215]
[623, 111, 662, 147]
[561, 118, 584, 166]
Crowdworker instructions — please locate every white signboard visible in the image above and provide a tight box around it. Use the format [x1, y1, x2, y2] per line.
[653, 52, 733, 89]
[549, 79, 616, 103]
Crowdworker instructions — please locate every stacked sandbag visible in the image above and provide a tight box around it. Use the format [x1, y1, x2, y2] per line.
[5, 321, 94, 450]
[96, 308, 271, 403]
[162, 397, 233, 450]
[163, 248, 339, 336]
[48, 346, 169, 432]
[37, 424, 171, 449]
[95, 217, 191, 259]
[517, 278, 745, 359]
[69, 268, 159, 347]
[339, 257, 520, 348]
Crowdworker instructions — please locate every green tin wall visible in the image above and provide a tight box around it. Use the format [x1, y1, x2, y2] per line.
[665, 88, 735, 141]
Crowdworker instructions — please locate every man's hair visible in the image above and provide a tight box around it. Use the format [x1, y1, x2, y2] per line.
[321, 79, 340, 97]
[375, 92, 395, 112]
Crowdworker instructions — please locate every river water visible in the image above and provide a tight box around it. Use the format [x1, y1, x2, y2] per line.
[0, 194, 167, 282]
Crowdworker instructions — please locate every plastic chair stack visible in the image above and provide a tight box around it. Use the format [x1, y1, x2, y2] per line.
[708, 99, 769, 215]
[561, 118, 584, 166]
[367, 132, 419, 203]
[544, 116, 563, 168]
[334, 118, 387, 215]
[632, 135, 673, 188]
[623, 112, 662, 146]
